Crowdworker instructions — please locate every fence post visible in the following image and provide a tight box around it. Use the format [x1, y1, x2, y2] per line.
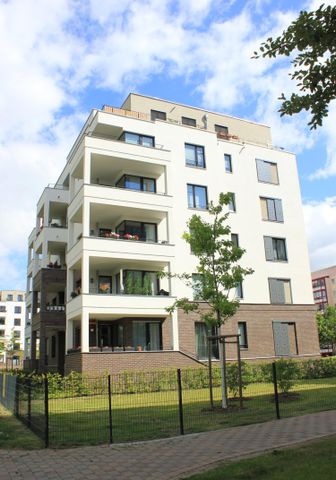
[108, 375, 113, 444]
[272, 362, 280, 420]
[177, 369, 184, 435]
[44, 377, 49, 448]
[27, 378, 32, 428]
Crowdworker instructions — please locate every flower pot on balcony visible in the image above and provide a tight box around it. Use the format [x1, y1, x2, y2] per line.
[137, 346, 142, 352]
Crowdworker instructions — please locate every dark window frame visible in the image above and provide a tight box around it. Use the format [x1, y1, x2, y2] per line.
[231, 233, 239, 247]
[215, 124, 229, 135]
[187, 184, 208, 210]
[238, 322, 248, 348]
[119, 131, 155, 148]
[182, 116, 197, 127]
[264, 236, 288, 262]
[268, 278, 293, 304]
[228, 192, 236, 212]
[185, 143, 206, 168]
[115, 174, 156, 193]
[260, 196, 284, 222]
[122, 270, 160, 295]
[14, 306, 22, 314]
[116, 220, 158, 242]
[224, 154, 232, 173]
[14, 318, 21, 326]
[151, 109, 166, 121]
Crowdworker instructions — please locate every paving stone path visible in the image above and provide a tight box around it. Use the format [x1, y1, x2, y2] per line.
[1, 410, 336, 480]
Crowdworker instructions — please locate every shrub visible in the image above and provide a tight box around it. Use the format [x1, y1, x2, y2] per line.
[275, 359, 300, 394]
[226, 361, 251, 398]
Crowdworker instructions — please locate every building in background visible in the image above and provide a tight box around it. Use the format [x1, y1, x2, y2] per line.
[25, 93, 320, 375]
[311, 265, 336, 311]
[0, 290, 25, 367]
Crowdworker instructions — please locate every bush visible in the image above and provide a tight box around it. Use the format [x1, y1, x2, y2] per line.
[275, 359, 301, 394]
[301, 357, 336, 379]
[226, 362, 251, 398]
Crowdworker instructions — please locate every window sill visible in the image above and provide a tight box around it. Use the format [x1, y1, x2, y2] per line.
[188, 207, 208, 211]
[185, 164, 207, 170]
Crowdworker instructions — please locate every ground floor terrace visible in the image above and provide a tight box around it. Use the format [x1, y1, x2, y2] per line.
[64, 303, 320, 375]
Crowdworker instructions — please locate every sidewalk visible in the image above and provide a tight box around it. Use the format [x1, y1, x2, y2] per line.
[1, 410, 336, 480]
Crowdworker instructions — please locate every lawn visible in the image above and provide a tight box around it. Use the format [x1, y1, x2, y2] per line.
[41, 377, 336, 447]
[0, 404, 43, 449]
[185, 435, 336, 479]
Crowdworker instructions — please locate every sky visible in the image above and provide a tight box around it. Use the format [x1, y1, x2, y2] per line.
[0, 0, 335, 291]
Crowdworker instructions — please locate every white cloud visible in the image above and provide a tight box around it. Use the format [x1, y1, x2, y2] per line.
[303, 197, 336, 271]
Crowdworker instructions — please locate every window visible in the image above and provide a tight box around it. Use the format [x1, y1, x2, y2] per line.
[215, 124, 228, 135]
[269, 279, 292, 304]
[6, 294, 13, 301]
[182, 116, 196, 127]
[98, 276, 112, 294]
[260, 197, 283, 222]
[133, 321, 162, 351]
[0, 330, 5, 337]
[116, 220, 157, 242]
[231, 233, 239, 247]
[14, 331, 20, 338]
[17, 294, 23, 302]
[120, 131, 155, 147]
[238, 322, 248, 348]
[123, 271, 159, 295]
[116, 174, 156, 193]
[195, 323, 219, 360]
[0, 306, 5, 312]
[185, 144, 205, 168]
[14, 318, 21, 326]
[0, 318, 5, 325]
[228, 192, 236, 212]
[14, 306, 21, 314]
[264, 237, 287, 262]
[192, 274, 203, 300]
[151, 109, 166, 121]
[236, 282, 243, 299]
[256, 159, 279, 184]
[187, 184, 208, 209]
[224, 154, 232, 172]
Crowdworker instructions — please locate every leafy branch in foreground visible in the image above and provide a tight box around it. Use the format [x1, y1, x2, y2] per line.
[253, 4, 336, 129]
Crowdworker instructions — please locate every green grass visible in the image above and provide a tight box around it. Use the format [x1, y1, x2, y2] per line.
[185, 435, 336, 479]
[0, 404, 43, 449]
[44, 378, 336, 447]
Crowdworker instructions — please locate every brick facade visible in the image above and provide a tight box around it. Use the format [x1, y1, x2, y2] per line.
[64, 350, 203, 375]
[178, 303, 320, 361]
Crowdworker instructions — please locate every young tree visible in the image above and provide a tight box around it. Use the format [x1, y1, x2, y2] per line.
[253, 4, 336, 129]
[163, 193, 253, 407]
[317, 306, 336, 354]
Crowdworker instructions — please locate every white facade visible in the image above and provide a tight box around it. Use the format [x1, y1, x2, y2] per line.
[26, 94, 319, 373]
[0, 290, 25, 365]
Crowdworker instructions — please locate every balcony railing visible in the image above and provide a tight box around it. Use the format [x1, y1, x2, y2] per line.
[93, 230, 168, 244]
[102, 105, 150, 121]
[45, 305, 65, 312]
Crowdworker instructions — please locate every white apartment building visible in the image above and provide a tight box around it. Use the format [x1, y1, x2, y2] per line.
[25, 94, 320, 375]
[0, 290, 25, 366]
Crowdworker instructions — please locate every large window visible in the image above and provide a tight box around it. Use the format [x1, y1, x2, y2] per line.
[122, 270, 159, 295]
[238, 322, 248, 348]
[185, 144, 205, 168]
[187, 184, 208, 209]
[120, 131, 155, 147]
[14, 318, 21, 326]
[260, 197, 283, 222]
[151, 109, 166, 121]
[224, 154, 232, 173]
[116, 220, 157, 242]
[6, 294, 13, 301]
[17, 294, 24, 302]
[269, 278, 292, 304]
[116, 174, 156, 193]
[256, 159, 279, 184]
[0, 306, 6, 312]
[14, 306, 21, 314]
[133, 321, 162, 351]
[0, 318, 5, 325]
[264, 237, 287, 262]
[182, 116, 196, 127]
[195, 323, 219, 360]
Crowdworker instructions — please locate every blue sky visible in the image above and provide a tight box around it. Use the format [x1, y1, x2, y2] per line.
[0, 0, 335, 290]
